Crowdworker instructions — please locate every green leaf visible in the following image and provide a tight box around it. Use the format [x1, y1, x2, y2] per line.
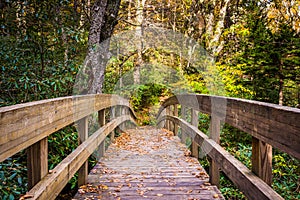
[17, 177, 22, 185]
[8, 173, 17, 180]
[9, 194, 14, 200]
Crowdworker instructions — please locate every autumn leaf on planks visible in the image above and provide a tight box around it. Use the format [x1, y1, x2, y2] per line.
[20, 194, 34, 200]
[98, 184, 109, 190]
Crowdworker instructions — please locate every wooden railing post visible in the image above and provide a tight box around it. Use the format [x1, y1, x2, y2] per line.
[110, 106, 116, 142]
[191, 109, 199, 158]
[27, 137, 48, 190]
[119, 106, 126, 130]
[181, 106, 187, 144]
[173, 104, 178, 135]
[166, 106, 171, 130]
[252, 137, 273, 185]
[209, 115, 221, 187]
[77, 117, 88, 186]
[98, 109, 106, 157]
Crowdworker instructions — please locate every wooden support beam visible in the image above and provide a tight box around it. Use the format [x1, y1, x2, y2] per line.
[168, 106, 174, 131]
[166, 106, 171, 130]
[27, 138, 48, 190]
[98, 109, 106, 157]
[181, 106, 187, 145]
[119, 106, 127, 131]
[77, 117, 88, 186]
[173, 105, 178, 135]
[252, 137, 273, 186]
[110, 107, 116, 143]
[191, 109, 199, 158]
[209, 115, 221, 187]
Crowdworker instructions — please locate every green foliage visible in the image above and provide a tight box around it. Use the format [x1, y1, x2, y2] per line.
[272, 152, 300, 200]
[220, 3, 300, 105]
[115, 83, 169, 112]
[220, 173, 246, 200]
[0, 155, 27, 200]
[48, 126, 78, 170]
[197, 113, 210, 134]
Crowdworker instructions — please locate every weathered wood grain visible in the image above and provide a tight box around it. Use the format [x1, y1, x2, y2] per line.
[77, 117, 89, 186]
[26, 115, 134, 200]
[27, 138, 48, 190]
[74, 127, 224, 200]
[157, 94, 300, 159]
[158, 115, 284, 200]
[252, 137, 273, 186]
[191, 109, 199, 158]
[0, 94, 136, 162]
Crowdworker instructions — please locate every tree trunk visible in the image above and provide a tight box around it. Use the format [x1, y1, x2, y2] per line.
[85, 0, 121, 94]
[133, 0, 146, 85]
[279, 60, 284, 106]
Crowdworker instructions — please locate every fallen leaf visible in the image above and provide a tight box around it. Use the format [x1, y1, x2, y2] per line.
[78, 189, 85, 194]
[20, 194, 34, 200]
[157, 193, 164, 197]
[213, 194, 219, 198]
[99, 184, 109, 190]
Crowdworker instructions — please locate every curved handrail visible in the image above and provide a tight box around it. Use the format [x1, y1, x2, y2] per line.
[157, 94, 300, 159]
[0, 94, 137, 199]
[0, 94, 136, 162]
[157, 115, 283, 200]
[157, 94, 300, 200]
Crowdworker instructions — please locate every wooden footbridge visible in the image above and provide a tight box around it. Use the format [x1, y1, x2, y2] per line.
[0, 94, 299, 199]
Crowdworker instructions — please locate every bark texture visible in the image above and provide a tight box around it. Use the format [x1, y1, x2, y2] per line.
[85, 0, 121, 94]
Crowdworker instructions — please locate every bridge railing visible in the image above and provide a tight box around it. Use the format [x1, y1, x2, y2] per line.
[157, 94, 300, 200]
[0, 94, 136, 199]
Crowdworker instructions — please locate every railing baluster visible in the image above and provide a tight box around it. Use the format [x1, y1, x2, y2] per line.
[191, 109, 199, 158]
[252, 137, 273, 185]
[209, 115, 221, 187]
[181, 105, 187, 144]
[27, 137, 48, 189]
[173, 104, 178, 135]
[78, 117, 88, 186]
[110, 106, 116, 142]
[166, 106, 171, 130]
[98, 109, 106, 157]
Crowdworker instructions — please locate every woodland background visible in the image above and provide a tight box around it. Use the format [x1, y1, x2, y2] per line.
[0, 0, 299, 199]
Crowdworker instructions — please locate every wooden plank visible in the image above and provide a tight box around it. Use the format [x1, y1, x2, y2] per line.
[181, 106, 187, 144]
[158, 94, 300, 159]
[252, 137, 273, 186]
[158, 115, 284, 200]
[77, 117, 89, 186]
[26, 115, 134, 200]
[209, 115, 221, 187]
[98, 109, 106, 158]
[74, 127, 224, 200]
[0, 94, 136, 162]
[191, 109, 199, 158]
[173, 104, 178, 135]
[27, 138, 48, 190]
[166, 106, 171, 130]
[110, 107, 116, 143]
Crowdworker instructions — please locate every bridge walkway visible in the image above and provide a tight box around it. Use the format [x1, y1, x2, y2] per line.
[74, 127, 224, 200]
